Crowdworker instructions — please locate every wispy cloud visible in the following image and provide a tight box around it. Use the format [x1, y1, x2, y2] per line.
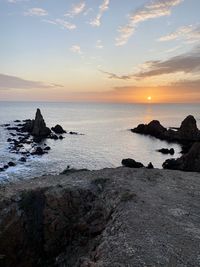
[116, 0, 183, 46]
[70, 45, 82, 54]
[44, 19, 76, 30]
[96, 40, 104, 49]
[100, 46, 200, 80]
[0, 74, 63, 90]
[134, 46, 200, 78]
[99, 70, 132, 80]
[90, 0, 109, 27]
[24, 8, 48, 17]
[159, 24, 200, 43]
[65, 1, 86, 18]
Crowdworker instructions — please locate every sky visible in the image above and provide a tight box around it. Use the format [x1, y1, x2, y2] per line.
[0, 0, 200, 103]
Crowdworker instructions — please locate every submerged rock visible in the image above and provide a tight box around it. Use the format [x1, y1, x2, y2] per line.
[122, 158, 144, 168]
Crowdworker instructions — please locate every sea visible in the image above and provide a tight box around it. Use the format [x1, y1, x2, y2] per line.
[0, 102, 200, 182]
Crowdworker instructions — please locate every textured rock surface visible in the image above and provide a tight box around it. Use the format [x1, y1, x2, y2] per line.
[163, 142, 200, 172]
[1, 167, 200, 267]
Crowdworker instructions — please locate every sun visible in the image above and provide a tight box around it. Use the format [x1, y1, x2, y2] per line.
[147, 96, 152, 101]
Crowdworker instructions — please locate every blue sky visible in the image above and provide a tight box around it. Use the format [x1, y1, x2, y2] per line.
[0, 0, 200, 102]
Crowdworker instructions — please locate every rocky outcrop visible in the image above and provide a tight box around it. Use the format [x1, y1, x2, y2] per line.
[1, 167, 200, 266]
[131, 120, 167, 139]
[132, 115, 200, 144]
[163, 142, 200, 172]
[121, 158, 144, 168]
[51, 125, 66, 134]
[31, 109, 51, 138]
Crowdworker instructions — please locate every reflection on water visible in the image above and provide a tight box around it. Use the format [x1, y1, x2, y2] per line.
[0, 102, 200, 182]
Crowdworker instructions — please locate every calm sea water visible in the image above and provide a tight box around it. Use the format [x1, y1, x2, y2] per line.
[0, 102, 200, 182]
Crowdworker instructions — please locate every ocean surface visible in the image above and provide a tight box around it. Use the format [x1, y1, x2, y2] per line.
[0, 102, 200, 182]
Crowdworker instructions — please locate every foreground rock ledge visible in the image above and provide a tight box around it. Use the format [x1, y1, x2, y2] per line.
[1, 168, 200, 267]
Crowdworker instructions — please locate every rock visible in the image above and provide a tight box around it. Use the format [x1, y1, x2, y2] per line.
[1, 168, 200, 266]
[51, 124, 66, 134]
[163, 142, 200, 172]
[8, 162, 16, 167]
[69, 131, 78, 135]
[44, 146, 51, 151]
[0, 168, 4, 172]
[31, 109, 51, 138]
[59, 135, 64, 140]
[132, 115, 200, 145]
[7, 138, 12, 142]
[147, 162, 154, 169]
[3, 165, 9, 169]
[122, 158, 144, 168]
[131, 120, 167, 139]
[157, 148, 175, 155]
[21, 119, 34, 133]
[31, 147, 44, 156]
[19, 157, 26, 162]
[14, 120, 21, 123]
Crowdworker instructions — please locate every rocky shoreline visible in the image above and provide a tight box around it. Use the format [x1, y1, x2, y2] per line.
[0, 109, 83, 173]
[1, 167, 200, 267]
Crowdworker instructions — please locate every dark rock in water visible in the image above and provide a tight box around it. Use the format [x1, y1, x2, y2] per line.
[7, 138, 12, 142]
[131, 120, 167, 139]
[44, 146, 51, 151]
[19, 157, 26, 162]
[157, 148, 175, 155]
[0, 167, 4, 172]
[7, 127, 20, 131]
[59, 135, 64, 140]
[21, 119, 34, 133]
[51, 124, 66, 134]
[2, 123, 10, 127]
[10, 133, 16, 137]
[31, 109, 51, 138]
[163, 142, 200, 172]
[50, 134, 59, 140]
[69, 131, 78, 135]
[8, 162, 16, 167]
[132, 115, 200, 145]
[122, 158, 144, 168]
[147, 162, 154, 169]
[3, 165, 9, 169]
[14, 120, 21, 123]
[31, 147, 44, 156]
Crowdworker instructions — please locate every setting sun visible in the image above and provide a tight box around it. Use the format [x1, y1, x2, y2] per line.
[147, 96, 152, 101]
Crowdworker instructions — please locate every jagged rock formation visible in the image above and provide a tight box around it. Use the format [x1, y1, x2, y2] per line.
[31, 109, 51, 138]
[131, 115, 200, 144]
[163, 142, 200, 172]
[1, 167, 200, 266]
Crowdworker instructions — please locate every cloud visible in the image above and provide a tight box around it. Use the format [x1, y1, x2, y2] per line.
[44, 19, 76, 30]
[158, 24, 200, 43]
[0, 74, 63, 90]
[90, 0, 109, 27]
[96, 40, 104, 49]
[24, 8, 48, 17]
[116, 0, 183, 46]
[70, 45, 82, 54]
[65, 1, 86, 18]
[134, 46, 200, 78]
[99, 70, 132, 80]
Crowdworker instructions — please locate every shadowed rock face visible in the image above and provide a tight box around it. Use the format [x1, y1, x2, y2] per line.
[132, 115, 200, 144]
[32, 109, 51, 138]
[163, 142, 200, 172]
[1, 168, 200, 266]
